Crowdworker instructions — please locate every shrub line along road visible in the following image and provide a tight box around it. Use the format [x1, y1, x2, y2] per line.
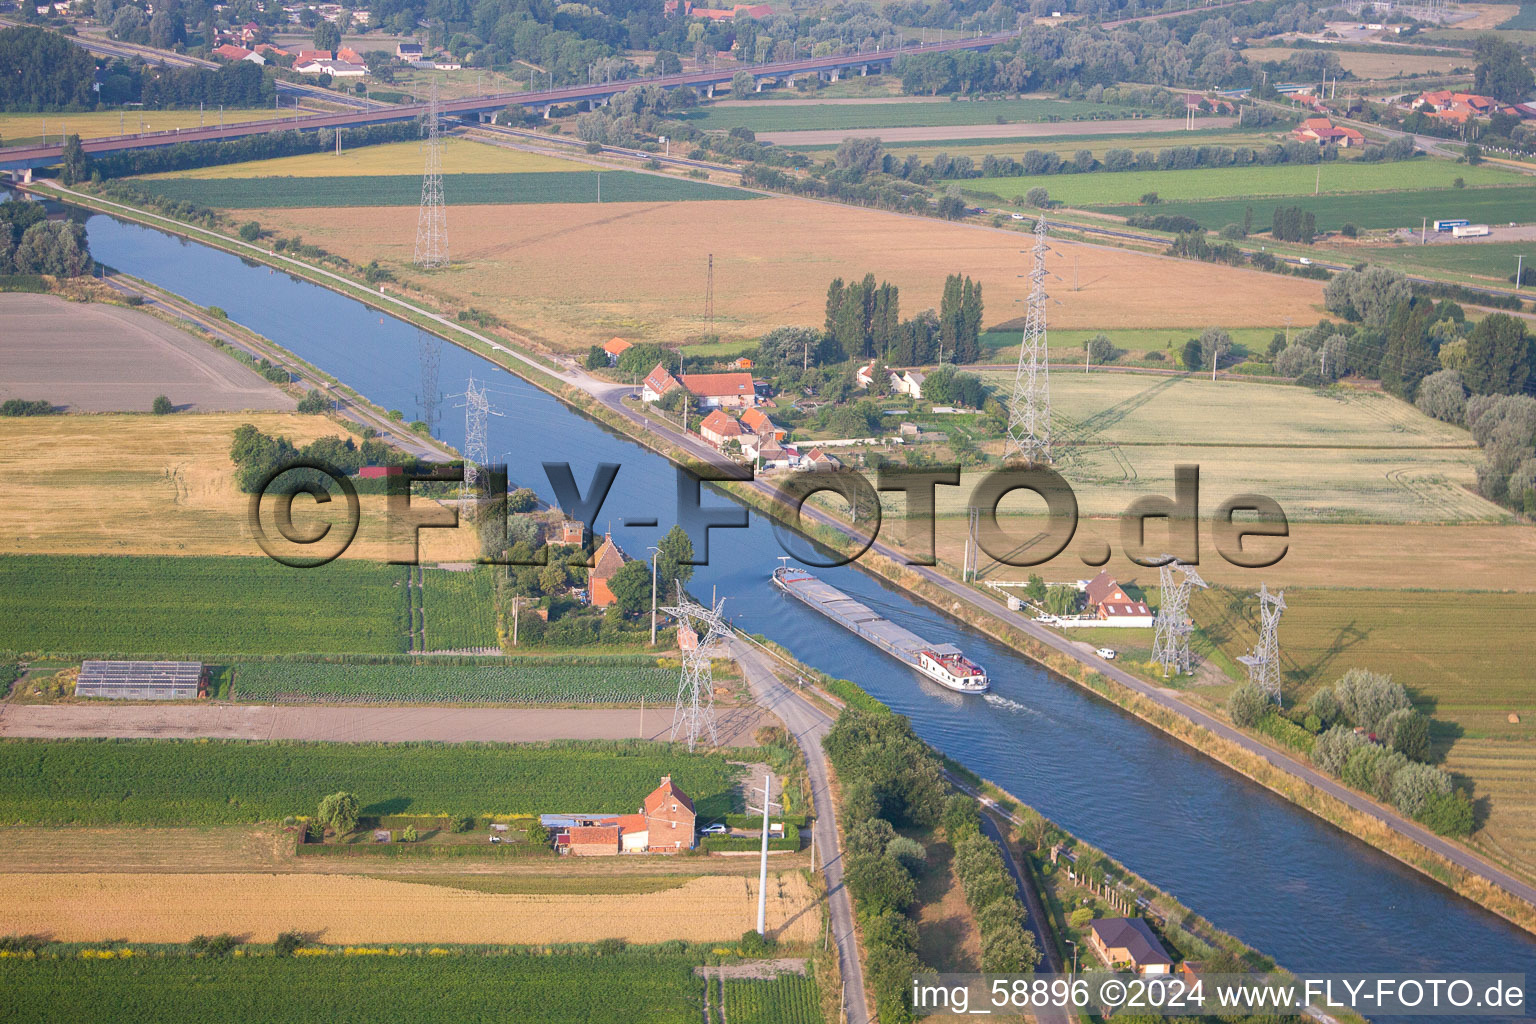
[44, 184, 1536, 921]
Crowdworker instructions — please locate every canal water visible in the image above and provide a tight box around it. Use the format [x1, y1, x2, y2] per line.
[82, 211, 1536, 1014]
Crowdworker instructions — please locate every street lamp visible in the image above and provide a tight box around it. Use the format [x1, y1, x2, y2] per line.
[1067, 939, 1079, 976]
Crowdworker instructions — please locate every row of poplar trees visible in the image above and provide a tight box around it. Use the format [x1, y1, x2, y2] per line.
[824, 272, 984, 365]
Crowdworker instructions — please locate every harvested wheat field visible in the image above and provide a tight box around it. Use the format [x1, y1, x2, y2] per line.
[0, 414, 479, 561]
[238, 196, 1327, 352]
[1241, 47, 1471, 77]
[0, 870, 820, 944]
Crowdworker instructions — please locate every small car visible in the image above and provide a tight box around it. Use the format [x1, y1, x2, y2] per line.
[1095, 648, 1117, 660]
[1298, 257, 1313, 266]
[699, 823, 729, 836]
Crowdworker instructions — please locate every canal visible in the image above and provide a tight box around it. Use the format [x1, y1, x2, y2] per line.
[82, 210, 1536, 1015]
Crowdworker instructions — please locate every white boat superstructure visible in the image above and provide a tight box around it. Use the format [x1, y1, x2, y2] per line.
[771, 563, 988, 694]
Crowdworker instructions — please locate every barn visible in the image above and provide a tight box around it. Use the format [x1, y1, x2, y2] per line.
[74, 660, 204, 700]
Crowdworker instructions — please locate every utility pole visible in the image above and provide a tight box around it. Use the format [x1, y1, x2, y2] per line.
[750, 773, 781, 936]
[1517, 254, 1526, 289]
[511, 595, 520, 645]
[1315, 161, 1321, 196]
[648, 546, 661, 645]
[1421, 216, 1427, 245]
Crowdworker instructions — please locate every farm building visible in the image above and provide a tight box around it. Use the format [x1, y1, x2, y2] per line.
[587, 532, 628, 608]
[602, 337, 633, 365]
[74, 660, 204, 700]
[559, 520, 586, 545]
[680, 371, 759, 409]
[740, 407, 785, 443]
[542, 776, 698, 854]
[1291, 117, 1365, 147]
[1083, 570, 1154, 627]
[1088, 917, 1173, 974]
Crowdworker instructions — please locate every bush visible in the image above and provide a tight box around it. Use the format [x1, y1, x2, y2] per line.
[273, 931, 304, 956]
[188, 933, 239, 956]
[1417, 789, 1474, 837]
[739, 929, 777, 956]
[238, 221, 261, 242]
[1069, 907, 1094, 928]
[152, 394, 173, 415]
[1228, 683, 1268, 728]
[297, 389, 329, 415]
[1416, 369, 1467, 425]
[401, 824, 418, 842]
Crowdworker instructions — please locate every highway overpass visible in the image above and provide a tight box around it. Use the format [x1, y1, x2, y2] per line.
[0, 31, 1017, 172]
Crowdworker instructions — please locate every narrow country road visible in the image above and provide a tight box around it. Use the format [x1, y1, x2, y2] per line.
[731, 638, 870, 1024]
[975, 810, 1071, 1024]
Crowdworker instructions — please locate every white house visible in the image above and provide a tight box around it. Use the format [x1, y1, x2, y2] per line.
[892, 369, 926, 399]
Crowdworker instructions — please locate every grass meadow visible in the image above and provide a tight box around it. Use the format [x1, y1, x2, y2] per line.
[0, 108, 293, 147]
[1365, 239, 1533, 282]
[1090, 184, 1536, 231]
[132, 171, 755, 208]
[961, 161, 1523, 207]
[0, 555, 409, 656]
[1189, 586, 1536, 879]
[0, 739, 747, 824]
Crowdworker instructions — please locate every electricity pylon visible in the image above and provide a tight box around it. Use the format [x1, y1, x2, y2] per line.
[1004, 216, 1051, 464]
[417, 333, 442, 434]
[414, 79, 449, 268]
[1152, 556, 1208, 677]
[661, 589, 731, 752]
[1238, 584, 1287, 704]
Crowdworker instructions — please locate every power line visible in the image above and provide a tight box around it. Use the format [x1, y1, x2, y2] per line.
[1152, 557, 1208, 678]
[660, 590, 731, 752]
[414, 79, 449, 269]
[1005, 217, 1052, 464]
[1237, 583, 1287, 705]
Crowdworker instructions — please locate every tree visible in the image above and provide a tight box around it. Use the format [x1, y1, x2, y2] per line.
[1333, 668, 1411, 735]
[60, 134, 86, 186]
[14, 221, 91, 277]
[296, 389, 328, 414]
[1025, 186, 1050, 208]
[1381, 707, 1432, 762]
[1181, 337, 1202, 371]
[1228, 683, 1268, 727]
[1417, 789, 1474, 837]
[1415, 369, 1468, 424]
[152, 394, 174, 415]
[238, 221, 262, 242]
[273, 931, 304, 956]
[313, 19, 342, 53]
[656, 524, 694, 593]
[401, 824, 418, 842]
[834, 136, 884, 174]
[1463, 313, 1532, 396]
[652, 49, 681, 75]
[845, 851, 917, 916]
[1474, 34, 1534, 104]
[316, 791, 359, 836]
[1198, 327, 1232, 380]
[731, 70, 754, 98]
[607, 557, 653, 616]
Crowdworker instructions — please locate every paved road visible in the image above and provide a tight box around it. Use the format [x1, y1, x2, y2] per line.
[731, 638, 870, 1024]
[0, 702, 769, 745]
[758, 116, 1236, 147]
[975, 810, 1070, 1024]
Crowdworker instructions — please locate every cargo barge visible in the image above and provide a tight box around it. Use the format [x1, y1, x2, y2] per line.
[771, 561, 988, 693]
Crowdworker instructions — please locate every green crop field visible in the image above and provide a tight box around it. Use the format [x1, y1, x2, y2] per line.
[231, 658, 677, 703]
[0, 556, 407, 657]
[1365, 240, 1533, 282]
[728, 974, 823, 1024]
[960, 161, 1523, 207]
[1090, 184, 1536, 232]
[128, 172, 755, 209]
[421, 567, 498, 650]
[0, 947, 711, 1024]
[0, 739, 746, 824]
[680, 99, 1147, 132]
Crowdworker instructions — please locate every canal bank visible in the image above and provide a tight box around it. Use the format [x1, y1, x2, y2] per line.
[43, 191, 1536, 1014]
[42, 179, 1535, 935]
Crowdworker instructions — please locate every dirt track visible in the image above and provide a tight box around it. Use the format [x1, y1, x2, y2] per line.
[0, 293, 295, 413]
[0, 702, 769, 745]
[757, 115, 1236, 146]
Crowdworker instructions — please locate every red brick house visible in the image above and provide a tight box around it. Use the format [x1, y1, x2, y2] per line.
[642, 775, 697, 850]
[1083, 570, 1153, 626]
[587, 533, 627, 608]
[1292, 117, 1365, 147]
[1088, 918, 1172, 974]
[567, 824, 620, 856]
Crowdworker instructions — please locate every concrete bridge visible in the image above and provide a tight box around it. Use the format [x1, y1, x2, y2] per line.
[0, 31, 1017, 172]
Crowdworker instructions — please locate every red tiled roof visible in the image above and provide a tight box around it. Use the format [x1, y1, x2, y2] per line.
[740, 408, 776, 434]
[700, 409, 742, 436]
[604, 336, 633, 356]
[296, 49, 332, 62]
[1083, 570, 1123, 608]
[644, 363, 680, 395]
[568, 825, 620, 844]
[212, 44, 253, 59]
[614, 813, 648, 833]
[644, 776, 695, 814]
[680, 371, 754, 398]
[591, 533, 626, 580]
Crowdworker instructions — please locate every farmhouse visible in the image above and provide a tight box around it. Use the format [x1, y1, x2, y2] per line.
[892, 369, 926, 399]
[642, 363, 682, 403]
[740, 407, 784, 443]
[680, 371, 759, 409]
[211, 43, 265, 64]
[1291, 117, 1364, 147]
[1083, 570, 1154, 627]
[1088, 917, 1173, 974]
[295, 48, 332, 63]
[603, 336, 633, 365]
[587, 532, 627, 608]
[542, 776, 698, 854]
[1410, 90, 1514, 123]
[699, 409, 744, 449]
[396, 41, 424, 59]
[74, 660, 204, 700]
[802, 448, 840, 471]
